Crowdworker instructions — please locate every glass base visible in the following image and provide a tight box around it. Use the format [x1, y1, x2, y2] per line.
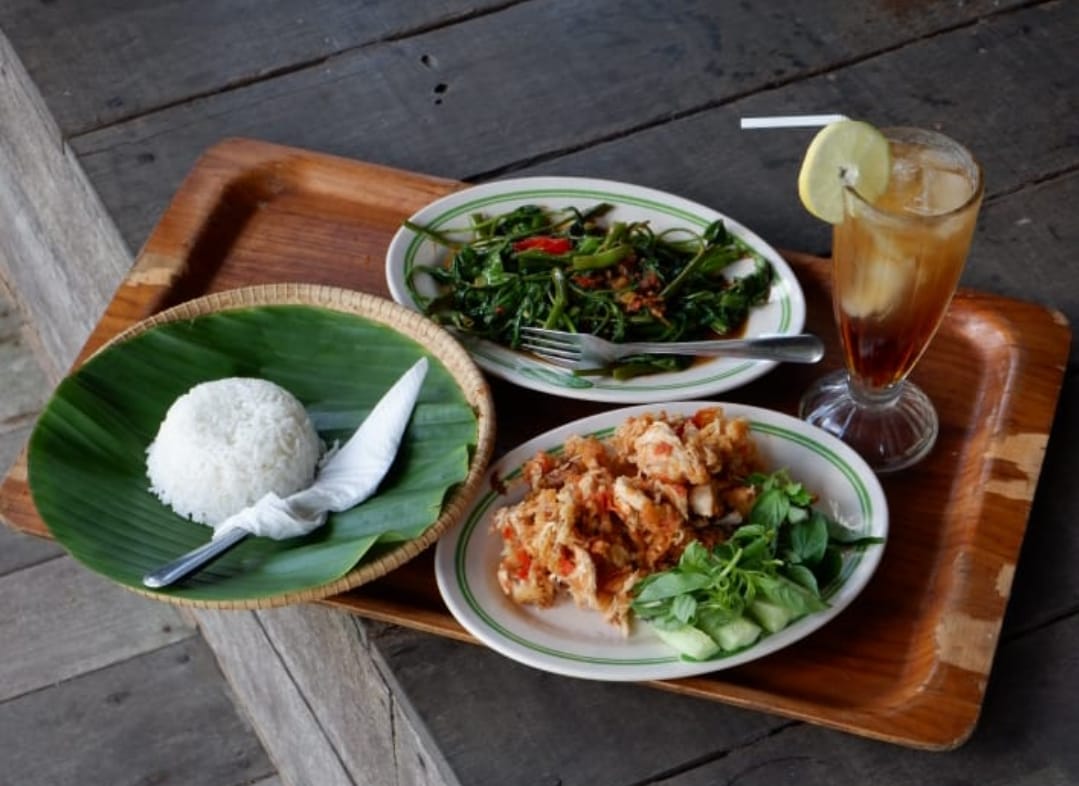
[799, 369, 938, 474]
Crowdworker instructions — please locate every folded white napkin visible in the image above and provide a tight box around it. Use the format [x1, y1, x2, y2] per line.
[211, 357, 429, 541]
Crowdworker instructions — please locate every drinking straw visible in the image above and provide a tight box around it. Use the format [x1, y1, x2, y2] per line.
[740, 114, 848, 129]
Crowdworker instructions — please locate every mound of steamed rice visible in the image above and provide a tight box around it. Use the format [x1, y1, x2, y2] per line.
[146, 377, 322, 526]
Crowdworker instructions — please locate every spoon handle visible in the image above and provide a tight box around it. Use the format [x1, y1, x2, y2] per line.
[142, 527, 249, 588]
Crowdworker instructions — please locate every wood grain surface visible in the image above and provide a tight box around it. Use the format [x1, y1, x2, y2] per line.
[63, 2, 1070, 258]
[0, 138, 1067, 750]
[0, 636, 275, 786]
[1, 0, 513, 137]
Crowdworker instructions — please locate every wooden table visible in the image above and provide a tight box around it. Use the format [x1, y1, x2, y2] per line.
[2, 2, 1077, 784]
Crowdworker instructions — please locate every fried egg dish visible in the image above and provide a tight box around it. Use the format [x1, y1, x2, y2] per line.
[494, 407, 762, 631]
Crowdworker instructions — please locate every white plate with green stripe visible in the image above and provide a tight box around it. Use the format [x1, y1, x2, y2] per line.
[385, 177, 806, 403]
[434, 401, 887, 682]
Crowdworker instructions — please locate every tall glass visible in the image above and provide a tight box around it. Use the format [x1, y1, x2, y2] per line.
[800, 127, 984, 473]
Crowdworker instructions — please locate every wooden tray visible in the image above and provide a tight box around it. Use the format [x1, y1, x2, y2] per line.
[1, 138, 1070, 750]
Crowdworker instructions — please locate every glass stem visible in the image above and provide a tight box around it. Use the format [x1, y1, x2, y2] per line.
[848, 374, 906, 408]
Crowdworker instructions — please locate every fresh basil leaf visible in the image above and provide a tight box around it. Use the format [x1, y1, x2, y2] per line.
[739, 537, 771, 567]
[790, 511, 829, 566]
[824, 514, 885, 545]
[678, 540, 712, 570]
[745, 471, 771, 488]
[814, 545, 845, 589]
[633, 570, 712, 603]
[751, 488, 789, 530]
[731, 523, 767, 542]
[826, 528, 887, 548]
[783, 480, 814, 507]
[843, 536, 887, 547]
[756, 574, 827, 616]
[783, 564, 821, 597]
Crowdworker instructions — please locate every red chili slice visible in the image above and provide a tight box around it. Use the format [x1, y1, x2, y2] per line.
[513, 236, 573, 254]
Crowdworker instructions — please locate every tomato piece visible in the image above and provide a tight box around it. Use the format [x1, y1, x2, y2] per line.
[514, 549, 533, 579]
[558, 556, 575, 576]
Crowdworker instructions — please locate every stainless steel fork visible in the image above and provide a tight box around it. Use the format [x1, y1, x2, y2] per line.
[517, 327, 824, 369]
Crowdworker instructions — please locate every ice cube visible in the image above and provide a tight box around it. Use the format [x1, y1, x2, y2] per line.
[840, 236, 915, 318]
[924, 168, 974, 214]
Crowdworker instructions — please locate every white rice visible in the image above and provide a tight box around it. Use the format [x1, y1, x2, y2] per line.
[146, 377, 322, 526]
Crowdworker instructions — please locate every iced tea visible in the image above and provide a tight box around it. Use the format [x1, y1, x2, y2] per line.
[832, 129, 983, 389]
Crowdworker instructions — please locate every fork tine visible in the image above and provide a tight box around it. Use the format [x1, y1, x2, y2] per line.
[518, 326, 580, 343]
[518, 334, 578, 352]
[518, 326, 565, 336]
[519, 348, 581, 369]
[517, 340, 581, 361]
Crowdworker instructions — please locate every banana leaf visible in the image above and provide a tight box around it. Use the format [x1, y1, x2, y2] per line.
[28, 304, 478, 603]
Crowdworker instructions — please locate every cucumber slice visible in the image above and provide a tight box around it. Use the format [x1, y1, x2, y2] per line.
[749, 599, 794, 633]
[710, 617, 763, 652]
[651, 624, 721, 660]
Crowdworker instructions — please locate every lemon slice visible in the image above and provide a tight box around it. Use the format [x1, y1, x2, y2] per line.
[797, 120, 891, 224]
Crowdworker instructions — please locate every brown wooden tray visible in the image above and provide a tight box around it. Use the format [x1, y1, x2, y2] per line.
[1, 138, 1070, 750]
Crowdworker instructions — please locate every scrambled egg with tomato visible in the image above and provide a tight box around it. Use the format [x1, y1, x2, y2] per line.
[494, 407, 762, 631]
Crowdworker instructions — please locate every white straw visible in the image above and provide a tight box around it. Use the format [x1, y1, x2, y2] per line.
[740, 114, 848, 129]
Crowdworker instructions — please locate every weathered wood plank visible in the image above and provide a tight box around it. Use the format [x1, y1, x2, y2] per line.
[193, 607, 356, 786]
[197, 606, 456, 786]
[0, 524, 61, 579]
[0, 420, 32, 488]
[255, 605, 456, 786]
[67, 0, 1030, 251]
[0, 25, 131, 571]
[0, 284, 49, 546]
[0, 183, 50, 502]
[0, 283, 49, 430]
[392, 694, 459, 786]
[969, 172, 1079, 353]
[0, 30, 132, 375]
[0, 638, 275, 786]
[656, 613, 1079, 786]
[369, 625, 785, 786]
[0, 556, 191, 701]
[0, 0, 516, 136]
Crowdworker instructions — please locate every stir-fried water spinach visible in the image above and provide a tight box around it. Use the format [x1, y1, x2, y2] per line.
[405, 204, 774, 378]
